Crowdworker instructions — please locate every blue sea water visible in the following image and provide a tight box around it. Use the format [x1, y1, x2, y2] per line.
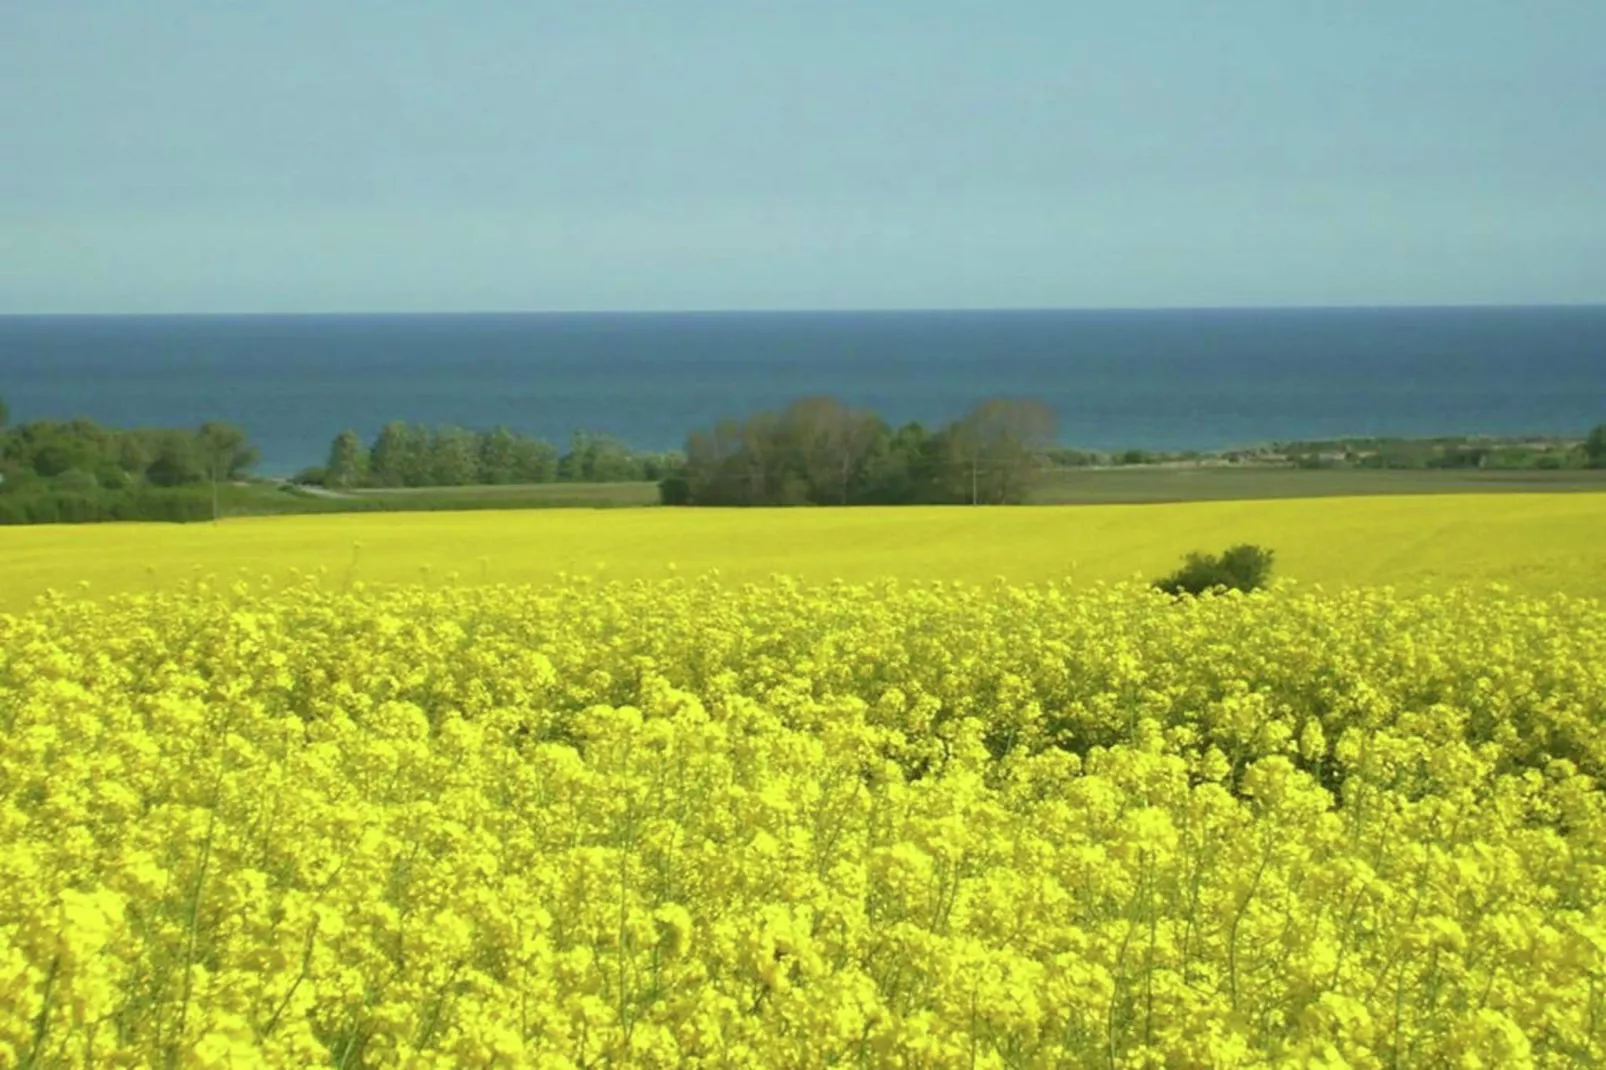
[0, 307, 1602, 477]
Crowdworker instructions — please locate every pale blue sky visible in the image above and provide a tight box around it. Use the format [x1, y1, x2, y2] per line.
[3, 2, 1603, 312]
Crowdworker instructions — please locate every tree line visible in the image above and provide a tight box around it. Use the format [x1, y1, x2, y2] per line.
[660, 396, 1059, 506]
[307, 423, 680, 488]
[0, 399, 258, 523]
[4, 386, 1606, 524]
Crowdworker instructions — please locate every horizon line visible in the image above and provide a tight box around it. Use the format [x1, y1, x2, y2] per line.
[3, 301, 1606, 319]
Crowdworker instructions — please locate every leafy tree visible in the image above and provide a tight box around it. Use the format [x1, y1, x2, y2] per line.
[368, 422, 412, 487]
[511, 436, 559, 483]
[857, 421, 945, 504]
[144, 431, 206, 487]
[780, 396, 884, 505]
[4, 419, 107, 477]
[945, 397, 1056, 504]
[738, 411, 802, 504]
[561, 431, 642, 483]
[681, 418, 747, 505]
[197, 421, 259, 481]
[429, 426, 479, 486]
[672, 397, 1060, 507]
[325, 429, 369, 488]
[1586, 424, 1606, 469]
[400, 424, 433, 486]
[116, 433, 154, 476]
[477, 426, 523, 484]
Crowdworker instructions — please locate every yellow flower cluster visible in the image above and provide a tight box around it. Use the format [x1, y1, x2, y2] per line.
[2, 575, 1603, 1067]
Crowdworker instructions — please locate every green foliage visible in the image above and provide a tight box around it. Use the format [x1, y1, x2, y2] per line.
[325, 429, 367, 488]
[0, 485, 217, 525]
[944, 398, 1057, 504]
[674, 396, 1056, 507]
[0, 415, 261, 523]
[1045, 448, 1101, 467]
[336, 422, 666, 489]
[198, 421, 260, 480]
[657, 474, 692, 506]
[429, 426, 480, 486]
[1586, 424, 1606, 469]
[1155, 544, 1276, 597]
[475, 426, 540, 484]
[143, 431, 205, 487]
[292, 466, 328, 486]
[95, 464, 132, 490]
[51, 468, 101, 494]
[367, 421, 412, 487]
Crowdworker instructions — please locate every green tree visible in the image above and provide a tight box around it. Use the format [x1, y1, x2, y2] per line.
[197, 422, 258, 521]
[780, 396, 884, 504]
[429, 426, 479, 486]
[681, 418, 747, 504]
[673, 398, 1057, 507]
[736, 411, 802, 504]
[401, 424, 433, 486]
[197, 422, 258, 480]
[2, 418, 110, 477]
[511, 435, 559, 483]
[325, 429, 369, 488]
[477, 426, 522, 484]
[368, 421, 410, 486]
[587, 434, 642, 482]
[144, 431, 205, 487]
[560, 431, 641, 483]
[115, 432, 155, 477]
[1585, 424, 1606, 468]
[0, 393, 8, 429]
[861, 421, 948, 504]
[944, 398, 1057, 504]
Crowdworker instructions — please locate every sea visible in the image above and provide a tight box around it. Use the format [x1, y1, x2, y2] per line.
[1, 306, 1602, 477]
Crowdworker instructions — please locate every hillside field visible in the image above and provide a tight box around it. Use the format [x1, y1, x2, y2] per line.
[1, 492, 1603, 611]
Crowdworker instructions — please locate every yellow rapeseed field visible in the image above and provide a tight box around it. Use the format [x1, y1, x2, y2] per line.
[3, 494, 1605, 1065]
[2, 575, 1604, 1066]
[1, 492, 1603, 609]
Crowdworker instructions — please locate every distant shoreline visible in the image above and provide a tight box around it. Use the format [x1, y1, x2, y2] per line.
[5, 302, 1606, 320]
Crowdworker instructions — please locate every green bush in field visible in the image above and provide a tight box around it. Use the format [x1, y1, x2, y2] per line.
[1155, 543, 1275, 596]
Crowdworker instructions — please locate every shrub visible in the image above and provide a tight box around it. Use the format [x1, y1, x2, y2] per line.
[292, 466, 328, 486]
[130, 487, 214, 523]
[658, 474, 692, 506]
[53, 493, 105, 523]
[1155, 543, 1275, 596]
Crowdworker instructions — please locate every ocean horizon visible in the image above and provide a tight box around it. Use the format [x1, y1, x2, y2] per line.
[2, 305, 1603, 477]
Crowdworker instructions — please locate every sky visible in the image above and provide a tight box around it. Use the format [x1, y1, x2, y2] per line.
[2, 1, 1604, 313]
